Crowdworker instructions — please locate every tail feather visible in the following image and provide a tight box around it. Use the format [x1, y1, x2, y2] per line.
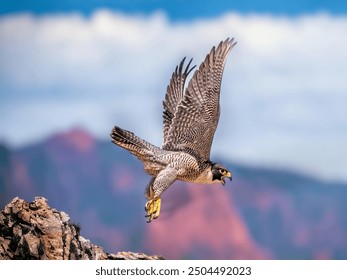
[110, 126, 158, 159]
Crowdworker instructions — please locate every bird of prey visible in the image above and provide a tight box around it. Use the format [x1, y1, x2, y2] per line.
[111, 38, 236, 222]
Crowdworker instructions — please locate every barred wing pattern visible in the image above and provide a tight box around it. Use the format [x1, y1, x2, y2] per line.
[163, 38, 236, 161]
[162, 57, 196, 145]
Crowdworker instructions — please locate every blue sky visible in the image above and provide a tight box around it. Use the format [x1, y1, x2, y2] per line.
[1, 1, 347, 182]
[1, 0, 347, 18]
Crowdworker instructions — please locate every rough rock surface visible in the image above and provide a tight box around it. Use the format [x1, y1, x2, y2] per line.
[0, 197, 163, 260]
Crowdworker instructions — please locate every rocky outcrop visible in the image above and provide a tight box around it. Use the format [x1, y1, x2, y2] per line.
[0, 197, 163, 260]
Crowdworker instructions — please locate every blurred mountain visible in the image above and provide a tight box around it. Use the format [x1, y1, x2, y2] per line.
[1, 128, 347, 259]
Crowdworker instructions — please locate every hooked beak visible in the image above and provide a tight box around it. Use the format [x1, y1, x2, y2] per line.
[221, 171, 232, 185]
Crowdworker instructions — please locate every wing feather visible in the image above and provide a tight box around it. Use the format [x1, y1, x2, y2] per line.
[162, 57, 196, 145]
[162, 38, 236, 161]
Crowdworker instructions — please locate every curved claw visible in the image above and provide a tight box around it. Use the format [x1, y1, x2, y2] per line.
[145, 197, 161, 223]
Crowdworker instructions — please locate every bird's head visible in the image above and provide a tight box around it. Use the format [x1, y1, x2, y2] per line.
[211, 163, 232, 185]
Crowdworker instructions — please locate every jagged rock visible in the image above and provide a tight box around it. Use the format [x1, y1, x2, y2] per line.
[0, 197, 163, 260]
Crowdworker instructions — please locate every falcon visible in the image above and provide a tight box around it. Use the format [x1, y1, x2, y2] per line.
[111, 38, 236, 222]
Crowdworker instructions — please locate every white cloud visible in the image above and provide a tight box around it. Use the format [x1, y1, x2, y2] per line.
[0, 10, 347, 182]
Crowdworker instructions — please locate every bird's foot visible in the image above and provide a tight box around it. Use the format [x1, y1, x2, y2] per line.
[145, 197, 161, 223]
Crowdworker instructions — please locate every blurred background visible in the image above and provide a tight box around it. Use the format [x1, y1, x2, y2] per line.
[1, 0, 347, 259]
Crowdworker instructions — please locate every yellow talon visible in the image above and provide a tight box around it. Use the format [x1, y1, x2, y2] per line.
[145, 197, 161, 223]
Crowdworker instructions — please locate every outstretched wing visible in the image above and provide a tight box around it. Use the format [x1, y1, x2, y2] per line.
[162, 57, 196, 146]
[162, 38, 236, 161]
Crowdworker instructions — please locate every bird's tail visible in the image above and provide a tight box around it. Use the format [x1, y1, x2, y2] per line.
[110, 126, 159, 160]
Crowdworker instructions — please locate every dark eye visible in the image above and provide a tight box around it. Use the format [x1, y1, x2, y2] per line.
[220, 168, 225, 173]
